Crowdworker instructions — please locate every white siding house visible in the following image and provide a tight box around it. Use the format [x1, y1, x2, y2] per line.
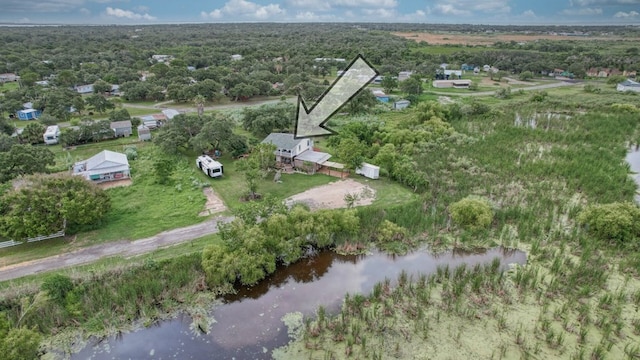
[73, 150, 130, 183]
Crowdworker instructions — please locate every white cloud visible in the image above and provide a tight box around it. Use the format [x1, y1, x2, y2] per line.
[429, 0, 511, 17]
[134, 5, 150, 13]
[79, 7, 91, 15]
[362, 8, 395, 18]
[433, 4, 471, 16]
[614, 10, 640, 17]
[522, 9, 536, 17]
[3, 0, 84, 13]
[201, 0, 286, 20]
[286, 0, 332, 10]
[105, 7, 157, 20]
[571, 0, 640, 5]
[331, 0, 397, 7]
[561, 7, 603, 15]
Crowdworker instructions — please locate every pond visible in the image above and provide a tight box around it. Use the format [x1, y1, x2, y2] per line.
[70, 247, 526, 360]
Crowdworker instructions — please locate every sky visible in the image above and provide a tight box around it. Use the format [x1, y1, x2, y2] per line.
[0, 0, 639, 25]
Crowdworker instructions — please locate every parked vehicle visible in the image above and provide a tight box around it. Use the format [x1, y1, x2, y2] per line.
[196, 155, 224, 178]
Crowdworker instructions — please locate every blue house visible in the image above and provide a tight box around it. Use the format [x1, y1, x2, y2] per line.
[372, 90, 389, 103]
[17, 109, 41, 120]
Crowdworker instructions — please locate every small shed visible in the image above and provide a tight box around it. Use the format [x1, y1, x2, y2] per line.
[355, 163, 380, 180]
[138, 124, 151, 141]
[393, 99, 410, 110]
[110, 120, 132, 137]
[17, 109, 41, 120]
[372, 90, 390, 103]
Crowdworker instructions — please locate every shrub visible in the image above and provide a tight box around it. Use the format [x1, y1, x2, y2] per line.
[583, 84, 601, 93]
[376, 220, 407, 243]
[577, 202, 640, 244]
[449, 196, 494, 231]
[41, 274, 74, 305]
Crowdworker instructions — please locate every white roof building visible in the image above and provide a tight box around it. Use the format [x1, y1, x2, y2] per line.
[73, 150, 130, 183]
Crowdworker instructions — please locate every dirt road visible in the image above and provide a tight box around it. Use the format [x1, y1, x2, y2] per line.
[122, 97, 294, 113]
[427, 80, 581, 97]
[0, 215, 234, 282]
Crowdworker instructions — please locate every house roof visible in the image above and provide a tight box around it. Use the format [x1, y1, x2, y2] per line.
[295, 150, 331, 164]
[262, 133, 302, 150]
[620, 79, 640, 87]
[18, 109, 39, 114]
[85, 150, 129, 171]
[110, 120, 132, 129]
[162, 109, 180, 119]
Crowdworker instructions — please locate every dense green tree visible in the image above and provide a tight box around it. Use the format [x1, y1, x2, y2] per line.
[19, 72, 39, 87]
[381, 75, 398, 93]
[0, 144, 55, 182]
[20, 122, 45, 145]
[0, 134, 17, 152]
[85, 94, 115, 114]
[107, 108, 131, 122]
[242, 101, 295, 137]
[336, 137, 367, 171]
[399, 75, 423, 95]
[93, 79, 112, 94]
[344, 89, 378, 115]
[518, 71, 534, 81]
[189, 114, 235, 153]
[0, 174, 110, 238]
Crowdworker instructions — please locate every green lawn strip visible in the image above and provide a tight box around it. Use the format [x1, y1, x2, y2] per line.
[207, 156, 338, 210]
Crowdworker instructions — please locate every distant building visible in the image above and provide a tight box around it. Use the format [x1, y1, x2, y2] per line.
[398, 71, 413, 81]
[0, 73, 18, 82]
[231, 54, 243, 61]
[138, 124, 151, 141]
[372, 89, 390, 103]
[432, 80, 472, 89]
[617, 79, 640, 93]
[110, 120, 132, 137]
[17, 109, 41, 120]
[393, 99, 410, 110]
[162, 109, 180, 120]
[151, 54, 173, 63]
[74, 84, 94, 94]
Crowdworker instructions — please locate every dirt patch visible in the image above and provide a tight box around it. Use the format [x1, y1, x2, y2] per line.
[98, 179, 132, 189]
[392, 32, 632, 46]
[284, 179, 376, 210]
[199, 187, 227, 216]
[437, 96, 454, 105]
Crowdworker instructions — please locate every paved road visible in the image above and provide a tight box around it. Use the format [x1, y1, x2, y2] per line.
[427, 80, 582, 97]
[0, 215, 235, 282]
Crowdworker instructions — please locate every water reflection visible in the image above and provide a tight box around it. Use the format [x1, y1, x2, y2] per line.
[71, 247, 526, 360]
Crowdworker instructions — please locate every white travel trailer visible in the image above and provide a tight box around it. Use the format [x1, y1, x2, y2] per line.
[43, 125, 60, 145]
[355, 162, 380, 180]
[196, 155, 224, 178]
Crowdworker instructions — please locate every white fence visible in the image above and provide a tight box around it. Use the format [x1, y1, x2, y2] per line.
[0, 221, 66, 249]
